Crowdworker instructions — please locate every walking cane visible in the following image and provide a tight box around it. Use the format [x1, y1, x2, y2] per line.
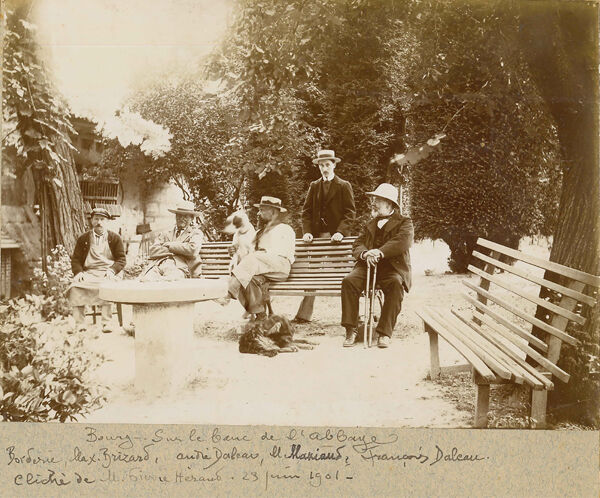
[368, 262, 377, 347]
[363, 263, 371, 349]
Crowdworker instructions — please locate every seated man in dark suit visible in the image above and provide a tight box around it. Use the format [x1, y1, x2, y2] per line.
[341, 183, 413, 348]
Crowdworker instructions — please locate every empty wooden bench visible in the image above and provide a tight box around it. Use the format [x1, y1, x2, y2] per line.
[416, 238, 599, 428]
[200, 237, 358, 307]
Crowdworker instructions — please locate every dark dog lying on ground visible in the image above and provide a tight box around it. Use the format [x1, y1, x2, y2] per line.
[239, 314, 318, 357]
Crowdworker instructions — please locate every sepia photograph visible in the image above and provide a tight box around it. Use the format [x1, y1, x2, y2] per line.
[1, 0, 599, 495]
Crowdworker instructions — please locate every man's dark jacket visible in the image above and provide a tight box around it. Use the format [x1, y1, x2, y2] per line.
[71, 230, 126, 276]
[301, 175, 356, 236]
[352, 212, 413, 292]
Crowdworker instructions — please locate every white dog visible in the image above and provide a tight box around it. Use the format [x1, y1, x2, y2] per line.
[223, 209, 256, 274]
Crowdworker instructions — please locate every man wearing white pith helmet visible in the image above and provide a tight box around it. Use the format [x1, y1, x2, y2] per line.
[294, 149, 356, 324]
[341, 183, 413, 348]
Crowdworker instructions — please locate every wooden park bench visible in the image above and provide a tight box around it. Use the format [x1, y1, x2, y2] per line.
[200, 237, 358, 311]
[416, 238, 599, 428]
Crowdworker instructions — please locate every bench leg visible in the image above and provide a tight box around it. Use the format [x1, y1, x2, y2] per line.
[474, 383, 490, 428]
[92, 306, 97, 325]
[425, 324, 441, 379]
[530, 390, 547, 429]
[117, 303, 123, 327]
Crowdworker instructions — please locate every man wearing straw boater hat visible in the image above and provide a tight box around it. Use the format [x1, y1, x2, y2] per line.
[217, 196, 295, 319]
[139, 200, 204, 281]
[293, 149, 356, 324]
[67, 207, 126, 333]
[340, 183, 413, 348]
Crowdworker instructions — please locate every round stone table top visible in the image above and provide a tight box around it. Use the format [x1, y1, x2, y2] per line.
[99, 278, 229, 304]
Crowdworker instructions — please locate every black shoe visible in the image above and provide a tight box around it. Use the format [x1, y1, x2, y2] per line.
[343, 328, 357, 348]
[292, 317, 310, 324]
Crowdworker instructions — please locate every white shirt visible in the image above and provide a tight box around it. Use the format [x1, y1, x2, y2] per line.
[256, 222, 296, 264]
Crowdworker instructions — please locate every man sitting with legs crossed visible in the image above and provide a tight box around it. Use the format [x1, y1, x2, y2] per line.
[220, 196, 296, 319]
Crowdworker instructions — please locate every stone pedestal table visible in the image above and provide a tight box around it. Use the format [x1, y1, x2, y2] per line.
[99, 279, 228, 395]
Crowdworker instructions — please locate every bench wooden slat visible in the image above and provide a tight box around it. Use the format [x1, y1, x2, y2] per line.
[280, 256, 356, 263]
[268, 278, 343, 282]
[470, 309, 570, 383]
[472, 251, 597, 308]
[476, 238, 600, 287]
[199, 237, 357, 300]
[462, 293, 548, 352]
[265, 290, 342, 296]
[428, 308, 521, 382]
[452, 311, 551, 390]
[290, 262, 355, 269]
[296, 237, 357, 245]
[469, 265, 586, 325]
[463, 281, 580, 346]
[289, 271, 350, 277]
[273, 288, 343, 292]
[417, 308, 497, 382]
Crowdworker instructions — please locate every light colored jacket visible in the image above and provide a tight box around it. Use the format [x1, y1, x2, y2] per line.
[148, 225, 204, 277]
[255, 222, 296, 265]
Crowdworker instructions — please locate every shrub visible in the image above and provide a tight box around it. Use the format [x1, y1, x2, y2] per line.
[0, 295, 107, 422]
[405, 2, 562, 273]
[31, 245, 73, 319]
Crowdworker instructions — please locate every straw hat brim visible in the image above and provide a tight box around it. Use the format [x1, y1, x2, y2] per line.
[168, 208, 202, 216]
[88, 211, 112, 220]
[313, 157, 341, 164]
[253, 203, 287, 213]
[366, 192, 400, 208]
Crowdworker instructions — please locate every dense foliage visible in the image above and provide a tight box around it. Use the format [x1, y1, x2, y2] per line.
[31, 245, 73, 319]
[404, 1, 561, 271]
[0, 296, 107, 422]
[0, 244, 107, 422]
[2, 4, 87, 254]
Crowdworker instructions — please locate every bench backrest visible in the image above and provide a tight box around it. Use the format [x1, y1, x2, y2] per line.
[459, 237, 599, 384]
[200, 237, 358, 296]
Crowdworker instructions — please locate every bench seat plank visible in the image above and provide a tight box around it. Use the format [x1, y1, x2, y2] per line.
[265, 290, 343, 297]
[452, 311, 551, 390]
[472, 251, 597, 308]
[417, 308, 496, 382]
[469, 265, 586, 325]
[470, 309, 569, 383]
[427, 308, 522, 382]
[463, 280, 579, 346]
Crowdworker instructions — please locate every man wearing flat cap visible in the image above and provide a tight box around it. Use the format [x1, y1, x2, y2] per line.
[294, 149, 356, 323]
[68, 207, 126, 333]
[139, 200, 204, 281]
[341, 183, 413, 348]
[219, 196, 295, 319]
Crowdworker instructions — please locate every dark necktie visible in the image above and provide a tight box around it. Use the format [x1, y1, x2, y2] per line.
[322, 179, 331, 197]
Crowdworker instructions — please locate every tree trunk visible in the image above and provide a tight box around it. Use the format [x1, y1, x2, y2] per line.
[44, 137, 88, 254]
[519, 1, 600, 424]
